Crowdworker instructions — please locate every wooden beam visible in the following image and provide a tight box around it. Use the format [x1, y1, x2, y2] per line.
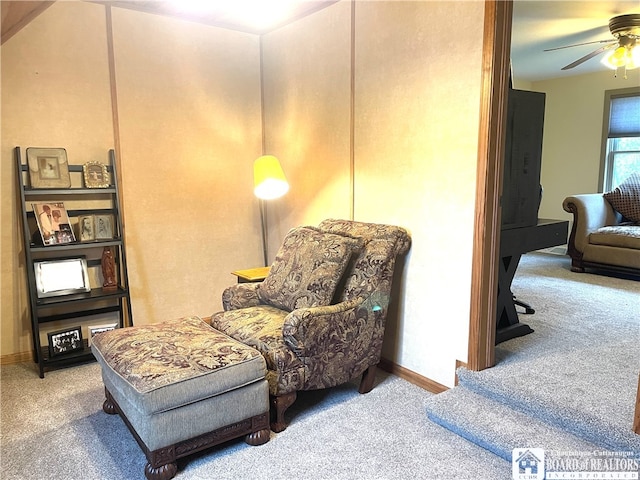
[1, 1, 55, 45]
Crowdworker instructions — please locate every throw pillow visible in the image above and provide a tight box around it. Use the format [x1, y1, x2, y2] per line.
[603, 173, 640, 223]
[257, 226, 362, 311]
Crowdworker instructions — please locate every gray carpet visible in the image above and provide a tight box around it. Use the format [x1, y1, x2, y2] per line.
[2, 252, 638, 479]
[1, 363, 511, 479]
[427, 252, 640, 460]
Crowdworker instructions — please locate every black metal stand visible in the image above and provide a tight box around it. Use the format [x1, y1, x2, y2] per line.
[496, 219, 569, 345]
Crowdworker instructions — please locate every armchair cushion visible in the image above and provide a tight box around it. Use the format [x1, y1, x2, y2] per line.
[603, 173, 640, 223]
[257, 226, 363, 311]
[210, 305, 305, 395]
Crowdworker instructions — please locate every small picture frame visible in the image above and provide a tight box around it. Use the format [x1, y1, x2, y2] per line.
[78, 215, 95, 242]
[83, 162, 110, 188]
[34, 257, 91, 298]
[32, 202, 76, 245]
[48, 326, 83, 357]
[26, 148, 71, 189]
[87, 323, 117, 346]
[94, 215, 113, 240]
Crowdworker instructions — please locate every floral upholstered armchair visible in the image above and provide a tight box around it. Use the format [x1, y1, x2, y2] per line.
[210, 219, 411, 432]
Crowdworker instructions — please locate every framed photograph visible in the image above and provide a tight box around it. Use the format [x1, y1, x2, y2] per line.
[32, 202, 76, 245]
[94, 215, 113, 240]
[34, 257, 91, 298]
[47, 326, 83, 357]
[83, 162, 110, 188]
[78, 215, 95, 242]
[87, 323, 117, 346]
[26, 148, 71, 189]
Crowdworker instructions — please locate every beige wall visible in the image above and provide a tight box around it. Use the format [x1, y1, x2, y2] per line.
[261, 1, 354, 242]
[529, 69, 640, 222]
[110, 8, 263, 323]
[2, 1, 487, 388]
[261, 1, 485, 386]
[1, 2, 114, 357]
[1, 2, 263, 357]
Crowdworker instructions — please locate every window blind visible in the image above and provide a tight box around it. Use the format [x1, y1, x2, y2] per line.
[608, 94, 640, 138]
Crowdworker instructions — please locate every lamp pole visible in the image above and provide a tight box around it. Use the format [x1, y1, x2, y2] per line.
[259, 198, 269, 267]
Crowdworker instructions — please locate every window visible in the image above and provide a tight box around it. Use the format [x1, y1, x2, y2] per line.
[600, 89, 640, 192]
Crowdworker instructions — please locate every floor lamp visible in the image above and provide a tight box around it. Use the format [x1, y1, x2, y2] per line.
[253, 155, 289, 266]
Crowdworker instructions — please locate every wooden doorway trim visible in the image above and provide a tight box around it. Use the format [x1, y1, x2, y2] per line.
[467, 0, 512, 371]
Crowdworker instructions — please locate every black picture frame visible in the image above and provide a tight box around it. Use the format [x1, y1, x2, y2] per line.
[47, 326, 83, 357]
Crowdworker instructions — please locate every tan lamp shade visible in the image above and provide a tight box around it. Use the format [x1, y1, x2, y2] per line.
[253, 155, 289, 200]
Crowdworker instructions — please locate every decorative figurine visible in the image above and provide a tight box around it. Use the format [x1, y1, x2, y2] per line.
[101, 247, 117, 290]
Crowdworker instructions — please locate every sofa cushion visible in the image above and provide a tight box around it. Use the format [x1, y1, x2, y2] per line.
[257, 226, 362, 311]
[91, 316, 266, 415]
[589, 225, 640, 250]
[603, 173, 640, 223]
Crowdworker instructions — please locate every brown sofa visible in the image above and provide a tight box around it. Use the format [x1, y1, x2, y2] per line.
[562, 193, 640, 276]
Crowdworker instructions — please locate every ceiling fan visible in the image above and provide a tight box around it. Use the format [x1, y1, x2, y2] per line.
[545, 13, 640, 72]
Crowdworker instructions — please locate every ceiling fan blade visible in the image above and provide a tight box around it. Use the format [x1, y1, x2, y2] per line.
[544, 39, 615, 52]
[561, 43, 617, 70]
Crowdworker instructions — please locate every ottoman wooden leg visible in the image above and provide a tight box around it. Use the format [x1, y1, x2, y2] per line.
[103, 388, 118, 415]
[144, 460, 178, 480]
[245, 428, 270, 446]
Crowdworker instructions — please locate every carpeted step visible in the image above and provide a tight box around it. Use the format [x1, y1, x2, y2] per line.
[457, 368, 640, 453]
[425, 385, 603, 462]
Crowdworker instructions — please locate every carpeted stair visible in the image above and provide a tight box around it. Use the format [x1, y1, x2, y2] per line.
[425, 362, 640, 460]
[424, 252, 640, 461]
[455, 367, 640, 453]
[424, 384, 602, 462]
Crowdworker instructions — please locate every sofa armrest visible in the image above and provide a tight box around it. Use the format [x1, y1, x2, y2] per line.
[562, 194, 621, 254]
[221, 283, 261, 311]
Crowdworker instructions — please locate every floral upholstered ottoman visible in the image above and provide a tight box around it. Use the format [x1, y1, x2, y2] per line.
[91, 316, 270, 480]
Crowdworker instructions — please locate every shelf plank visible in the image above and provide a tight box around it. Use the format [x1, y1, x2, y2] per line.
[29, 239, 122, 252]
[35, 287, 129, 308]
[38, 305, 123, 324]
[23, 187, 116, 195]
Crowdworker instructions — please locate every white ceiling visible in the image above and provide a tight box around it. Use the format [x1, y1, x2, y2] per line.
[511, 0, 640, 82]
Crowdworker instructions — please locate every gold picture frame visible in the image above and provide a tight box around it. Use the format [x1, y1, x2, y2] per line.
[83, 162, 110, 188]
[26, 148, 71, 189]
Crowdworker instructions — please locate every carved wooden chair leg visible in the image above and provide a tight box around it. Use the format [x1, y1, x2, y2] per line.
[270, 392, 297, 433]
[359, 364, 377, 394]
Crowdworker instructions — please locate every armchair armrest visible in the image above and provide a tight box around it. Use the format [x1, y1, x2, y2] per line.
[563, 194, 621, 254]
[282, 291, 389, 390]
[221, 283, 261, 311]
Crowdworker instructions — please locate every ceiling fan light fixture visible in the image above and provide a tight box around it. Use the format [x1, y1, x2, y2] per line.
[602, 40, 639, 71]
[605, 46, 628, 68]
[629, 44, 640, 69]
